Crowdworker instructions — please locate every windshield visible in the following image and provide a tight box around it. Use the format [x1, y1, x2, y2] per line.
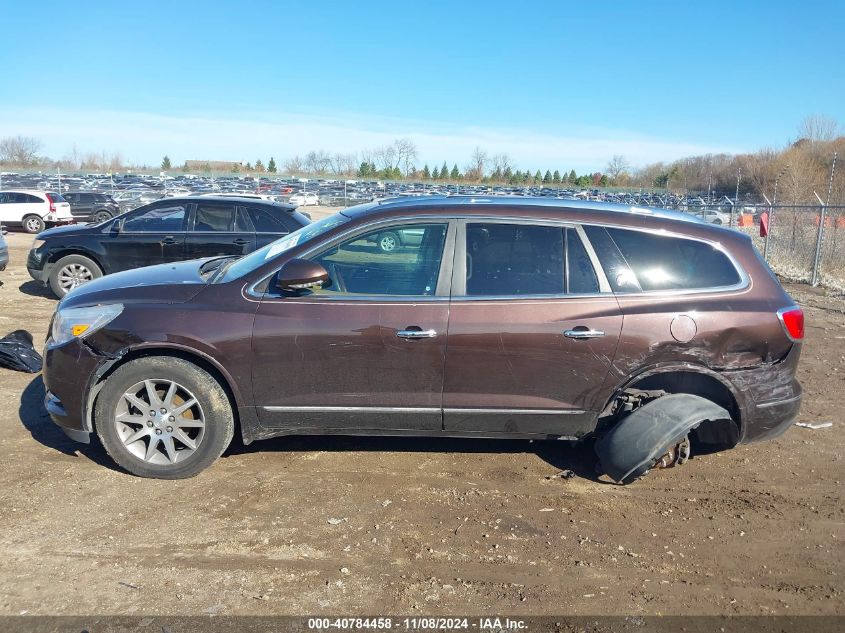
[218, 213, 350, 282]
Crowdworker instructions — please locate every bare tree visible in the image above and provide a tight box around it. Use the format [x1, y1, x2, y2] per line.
[284, 155, 304, 175]
[464, 146, 488, 181]
[304, 150, 331, 175]
[605, 155, 630, 183]
[0, 135, 43, 165]
[330, 152, 359, 177]
[372, 144, 397, 171]
[798, 115, 838, 144]
[491, 153, 513, 174]
[393, 138, 418, 175]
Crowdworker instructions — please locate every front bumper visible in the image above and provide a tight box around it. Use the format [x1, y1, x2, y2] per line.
[27, 248, 51, 282]
[42, 337, 115, 440]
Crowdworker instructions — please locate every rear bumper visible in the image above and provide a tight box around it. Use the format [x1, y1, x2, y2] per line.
[739, 379, 802, 443]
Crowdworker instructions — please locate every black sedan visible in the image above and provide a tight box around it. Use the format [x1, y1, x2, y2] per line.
[27, 196, 311, 297]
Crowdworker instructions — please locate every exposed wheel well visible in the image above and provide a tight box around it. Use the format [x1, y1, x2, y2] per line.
[90, 348, 241, 442]
[605, 370, 742, 448]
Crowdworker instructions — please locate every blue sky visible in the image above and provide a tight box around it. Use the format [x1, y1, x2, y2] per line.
[1, 0, 843, 171]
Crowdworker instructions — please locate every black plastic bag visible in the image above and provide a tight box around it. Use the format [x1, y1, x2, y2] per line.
[0, 330, 43, 373]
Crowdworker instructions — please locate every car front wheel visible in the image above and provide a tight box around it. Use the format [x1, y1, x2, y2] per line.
[49, 254, 103, 298]
[95, 357, 234, 479]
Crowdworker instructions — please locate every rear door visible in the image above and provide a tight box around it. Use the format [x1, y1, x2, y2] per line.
[104, 201, 188, 272]
[185, 200, 255, 259]
[443, 220, 622, 437]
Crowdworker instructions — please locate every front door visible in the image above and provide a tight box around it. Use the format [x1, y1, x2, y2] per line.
[104, 201, 188, 273]
[443, 221, 622, 437]
[251, 220, 455, 432]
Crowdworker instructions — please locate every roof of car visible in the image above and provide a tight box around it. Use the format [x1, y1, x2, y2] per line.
[166, 195, 296, 211]
[340, 195, 705, 224]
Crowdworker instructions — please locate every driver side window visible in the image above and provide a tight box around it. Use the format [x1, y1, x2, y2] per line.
[311, 223, 448, 296]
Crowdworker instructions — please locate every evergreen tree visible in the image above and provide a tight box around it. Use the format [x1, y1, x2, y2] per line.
[543, 170, 552, 183]
[268, 157, 277, 173]
[534, 170, 542, 184]
[568, 169, 577, 183]
[503, 166, 513, 181]
[552, 170, 561, 183]
[450, 164, 460, 180]
[431, 165, 440, 179]
[358, 161, 371, 177]
[161, 155, 171, 170]
[255, 159, 265, 172]
[441, 161, 449, 180]
[422, 164, 431, 179]
[245, 162, 253, 170]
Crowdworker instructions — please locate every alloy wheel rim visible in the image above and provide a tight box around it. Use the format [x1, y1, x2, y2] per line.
[380, 236, 396, 251]
[58, 264, 94, 290]
[26, 219, 42, 232]
[114, 378, 206, 465]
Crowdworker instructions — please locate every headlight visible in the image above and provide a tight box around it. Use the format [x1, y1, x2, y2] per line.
[31, 238, 45, 249]
[49, 304, 123, 347]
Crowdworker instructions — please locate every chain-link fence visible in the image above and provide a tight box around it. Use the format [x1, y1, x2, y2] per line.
[660, 204, 845, 292]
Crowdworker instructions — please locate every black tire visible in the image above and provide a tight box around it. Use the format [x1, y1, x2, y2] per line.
[48, 254, 103, 298]
[95, 357, 234, 479]
[595, 393, 730, 484]
[23, 215, 45, 234]
[378, 231, 400, 253]
[93, 210, 113, 223]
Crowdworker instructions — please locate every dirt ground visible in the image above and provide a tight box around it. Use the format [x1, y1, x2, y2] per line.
[0, 222, 842, 617]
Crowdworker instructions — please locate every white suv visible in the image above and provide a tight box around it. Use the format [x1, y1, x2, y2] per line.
[0, 190, 75, 233]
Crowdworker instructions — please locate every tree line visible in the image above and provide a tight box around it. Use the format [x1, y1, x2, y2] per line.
[3, 115, 842, 204]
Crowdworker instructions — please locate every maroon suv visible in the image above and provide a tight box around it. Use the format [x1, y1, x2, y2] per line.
[42, 198, 803, 481]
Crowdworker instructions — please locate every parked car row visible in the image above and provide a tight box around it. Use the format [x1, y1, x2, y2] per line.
[36, 196, 803, 483]
[27, 196, 310, 297]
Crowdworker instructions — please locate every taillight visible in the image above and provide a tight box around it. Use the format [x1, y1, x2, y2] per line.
[45, 193, 56, 212]
[778, 306, 804, 341]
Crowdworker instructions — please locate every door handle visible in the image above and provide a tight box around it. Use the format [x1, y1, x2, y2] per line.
[397, 328, 437, 339]
[161, 236, 176, 245]
[564, 328, 605, 339]
[233, 238, 249, 245]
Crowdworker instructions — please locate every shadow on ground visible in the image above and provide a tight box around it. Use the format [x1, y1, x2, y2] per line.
[18, 280, 55, 299]
[225, 433, 607, 483]
[19, 375, 112, 467]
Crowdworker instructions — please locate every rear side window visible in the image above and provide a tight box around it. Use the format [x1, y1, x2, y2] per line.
[464, 223, 600, 296]
[24, 193, 44, 203]
[248, 206, 289, 232]
[586, 226, 741, 292]
[467, 223, 564, 295]
[194, 203, 235, 232]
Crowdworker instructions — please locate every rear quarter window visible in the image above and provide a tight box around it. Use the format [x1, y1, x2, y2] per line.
[585, 226, 741, 292]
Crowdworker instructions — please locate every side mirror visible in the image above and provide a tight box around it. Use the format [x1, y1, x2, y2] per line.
[274, 258, 328, 293]
[111, 218, 123, 233]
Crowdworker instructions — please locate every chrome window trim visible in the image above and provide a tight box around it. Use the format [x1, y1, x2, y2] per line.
[244, 213, 750, 302]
